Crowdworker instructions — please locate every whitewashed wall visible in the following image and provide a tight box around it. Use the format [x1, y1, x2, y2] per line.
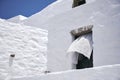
[22, 0, 73, 26]
[22, 0, 120, 72]
[11, 64, 120, 80]
[0, 19, 48, 80]
[7, 15, 27, 23]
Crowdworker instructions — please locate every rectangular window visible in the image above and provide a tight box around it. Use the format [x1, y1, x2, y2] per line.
[67, 25, 93, 69]
[72, 0, 86, 8]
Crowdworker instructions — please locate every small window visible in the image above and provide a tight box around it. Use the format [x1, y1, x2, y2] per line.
[67, 25, 93, 69]
[72, 0, 86, 8]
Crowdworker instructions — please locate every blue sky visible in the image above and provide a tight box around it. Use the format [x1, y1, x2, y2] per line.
[0, 0, 56, 19]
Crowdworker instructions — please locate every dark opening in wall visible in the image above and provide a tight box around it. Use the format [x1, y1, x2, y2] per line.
[72, 0, 86, 8]
[74, 32, 93, 69]
[69, 25, 93, 69]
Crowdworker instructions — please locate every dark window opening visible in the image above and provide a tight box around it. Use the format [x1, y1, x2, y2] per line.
[74, 32, 93, 69]
[70, 25, 93, 69]
[76, 50, 93, 69]
[72, 0, 86, 8]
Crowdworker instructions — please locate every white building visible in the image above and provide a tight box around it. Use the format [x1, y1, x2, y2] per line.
[0, 0, 120, 80]
[22, 0, 120, 72]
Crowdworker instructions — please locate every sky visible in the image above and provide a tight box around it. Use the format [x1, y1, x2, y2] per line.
[0, 0, 56, 19]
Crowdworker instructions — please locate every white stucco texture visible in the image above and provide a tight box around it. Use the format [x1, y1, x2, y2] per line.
[7, 15, 27, 23]
[8, 0, 120, 72]
[12, 64, 120, 80]
[0, 19, 48, 80]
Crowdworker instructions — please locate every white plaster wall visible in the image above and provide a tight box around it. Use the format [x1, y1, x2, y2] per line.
[0, 19, 48, 80]
[23, 0, 120, 72]
[7, 15, 27, 23]
[11, 64, 120, 80]
[42, 0, 120, 72]
[23, 0, 97, 27]
[23, 0, 73, 26]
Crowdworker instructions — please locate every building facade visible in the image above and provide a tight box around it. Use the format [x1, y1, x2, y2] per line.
[5, 0, 120, 73]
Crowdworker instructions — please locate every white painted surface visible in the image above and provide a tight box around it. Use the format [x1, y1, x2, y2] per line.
[22, 0, 120, 72]
[0, 19, 48, 80]
[23, 0, 97, 27]
[0, 0, 120, 79]
[23, 0, 73, 26]
[11, 64, 120, 80]
[7, 15, 27, 23]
